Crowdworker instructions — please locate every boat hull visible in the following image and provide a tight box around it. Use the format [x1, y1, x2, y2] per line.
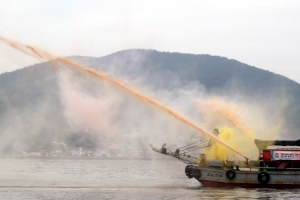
[194, 167, 300, 189]
[199, 179, 300, 189]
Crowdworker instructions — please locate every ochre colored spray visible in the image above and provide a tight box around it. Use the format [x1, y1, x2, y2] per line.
[199, 99, 255, 141]
[0, 35, 249, 160]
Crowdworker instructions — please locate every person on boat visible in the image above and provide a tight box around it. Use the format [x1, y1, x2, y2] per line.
[198, 153, 207, 167]
[259, 151, 265, 171]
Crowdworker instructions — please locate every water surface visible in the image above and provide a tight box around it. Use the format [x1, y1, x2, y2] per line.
[0, 158, 299, 199]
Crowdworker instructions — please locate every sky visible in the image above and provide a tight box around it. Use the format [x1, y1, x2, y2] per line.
[0, 0, 300, 82]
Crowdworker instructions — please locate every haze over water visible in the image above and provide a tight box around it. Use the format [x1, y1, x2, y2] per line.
[0, 37, 294, 199]
[0, 36, 248, 159]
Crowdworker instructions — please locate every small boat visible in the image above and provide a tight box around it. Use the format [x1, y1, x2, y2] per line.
[151, 130, 300, 189]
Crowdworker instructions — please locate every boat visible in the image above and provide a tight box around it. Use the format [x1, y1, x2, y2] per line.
[151, 130, 300, 188]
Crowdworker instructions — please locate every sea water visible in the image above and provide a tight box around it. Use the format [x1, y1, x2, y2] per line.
[0, 158, 299, 200]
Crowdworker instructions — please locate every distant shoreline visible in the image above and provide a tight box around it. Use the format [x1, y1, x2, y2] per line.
[0, 155, 174, 161]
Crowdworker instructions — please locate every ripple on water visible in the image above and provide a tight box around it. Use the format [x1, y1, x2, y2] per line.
[0, 159, 300, 199]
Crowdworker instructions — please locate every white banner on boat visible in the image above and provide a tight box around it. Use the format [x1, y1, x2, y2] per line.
[271, 150, 300, 160]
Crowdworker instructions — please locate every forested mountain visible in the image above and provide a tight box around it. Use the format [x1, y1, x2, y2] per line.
[0, 49, 299, 153]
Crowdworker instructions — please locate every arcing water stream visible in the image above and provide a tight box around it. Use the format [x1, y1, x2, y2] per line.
[0, 35, 249, 160]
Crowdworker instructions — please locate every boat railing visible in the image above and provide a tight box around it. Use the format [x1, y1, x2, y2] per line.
[230, 166, 300, 172]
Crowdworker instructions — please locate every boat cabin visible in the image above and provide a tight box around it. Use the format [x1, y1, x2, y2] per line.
[262, 148, 300, 169]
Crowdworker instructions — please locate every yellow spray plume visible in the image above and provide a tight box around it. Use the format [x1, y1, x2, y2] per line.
[205, 127, 259, 161]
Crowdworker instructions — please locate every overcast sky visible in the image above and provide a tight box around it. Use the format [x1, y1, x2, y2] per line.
[0, 0, 300, 82]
